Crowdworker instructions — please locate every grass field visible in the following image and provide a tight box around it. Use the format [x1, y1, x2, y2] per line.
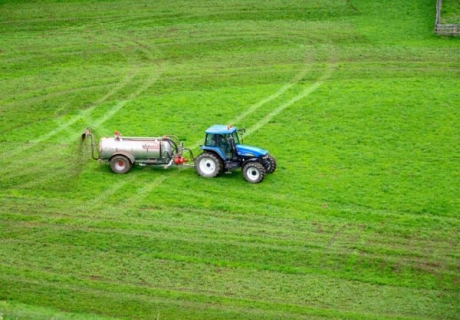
[441, 0, 460, 24]
[1, 0, 459, 319]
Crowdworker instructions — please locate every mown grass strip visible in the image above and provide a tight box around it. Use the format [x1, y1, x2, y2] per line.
[1, 263, 455, 320]
[1, 212, 457, 292]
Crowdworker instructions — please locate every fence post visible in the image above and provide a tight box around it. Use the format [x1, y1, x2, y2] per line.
[436, 0, 442, 25]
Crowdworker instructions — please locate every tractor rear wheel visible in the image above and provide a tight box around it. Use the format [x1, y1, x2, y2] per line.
[110, 155, 132, 174]
[195, 152, 223, 178]
[243, 162, 265, 183]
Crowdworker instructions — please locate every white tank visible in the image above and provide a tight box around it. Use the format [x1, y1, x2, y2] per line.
[98, 136, 174, 161]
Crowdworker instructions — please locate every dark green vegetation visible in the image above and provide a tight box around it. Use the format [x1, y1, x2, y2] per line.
[441, 0, 460, 23]
[1, 0, 459, 319]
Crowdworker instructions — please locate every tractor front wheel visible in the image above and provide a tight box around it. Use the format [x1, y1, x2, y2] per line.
[195, 152, 223, 178]
[263, 154, 277, 174]
[243, 162, 265, 183]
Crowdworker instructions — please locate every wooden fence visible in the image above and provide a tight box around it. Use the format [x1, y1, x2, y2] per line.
[435, 0, 460, 36]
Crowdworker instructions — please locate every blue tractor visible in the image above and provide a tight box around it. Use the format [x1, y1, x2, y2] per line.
[194, 125, 276, 183]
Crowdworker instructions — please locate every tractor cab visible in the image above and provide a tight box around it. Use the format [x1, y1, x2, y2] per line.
[202, 125, 267, 161]
[203, 125, 239, 160]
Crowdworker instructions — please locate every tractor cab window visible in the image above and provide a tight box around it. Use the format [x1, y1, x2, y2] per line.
[231, 131, 240, 145]
[205, 134, 214, 146]
[205, 133, 233, 157]
[206, 134, 224, 146]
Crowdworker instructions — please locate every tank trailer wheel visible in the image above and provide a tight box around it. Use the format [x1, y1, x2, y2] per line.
[263, 154, 277, 174]
[195, 152, 223, 178]
[243, 162, 265, 183]
[110, 155, 132, 174]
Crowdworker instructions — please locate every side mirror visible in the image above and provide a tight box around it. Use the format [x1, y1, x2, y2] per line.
[238, 128, 246, 144]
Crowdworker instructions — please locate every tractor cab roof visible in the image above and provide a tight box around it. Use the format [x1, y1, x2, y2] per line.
[205, 125, 237, 135]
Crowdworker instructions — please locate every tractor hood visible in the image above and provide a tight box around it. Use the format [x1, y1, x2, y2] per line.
[236, 144, 268, 158]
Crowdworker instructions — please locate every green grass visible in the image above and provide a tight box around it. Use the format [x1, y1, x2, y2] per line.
[0, 300, 116, 320]
[441, 0, 460, 23]
[1, 0, 459, 319]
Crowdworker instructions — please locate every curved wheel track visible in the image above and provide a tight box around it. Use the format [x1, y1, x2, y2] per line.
[88, 50, 338, 210]
[0, 40, 164, 189]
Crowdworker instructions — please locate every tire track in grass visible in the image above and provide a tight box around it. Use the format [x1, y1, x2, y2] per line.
[0, 83, 116, 114]
[245, 62, 336, 137]
[25, 50, 162, 191]
[85, 174, 170, 211]
[227, 62, 314, 126]
[5, 198, 458, 286]
[107, 60, 335, 211]
[2, 42, 163, 189]
[63, 40, 164, 139]
[87, 61, 314, 210]
[4, 52, 137, 160]
[8, 64, 163, 190]
[0, 269, 385, 320]
[34, 73, 137, 144]
[73, 42, 167, 208]
[0, 40, 121, 111]
[8, 195, 455, 253]
[4, 212, 455, 317]
[0, 81, 137, 187]
[83, 47, 334, 210]
[72, 44, 319, 208]
[89, 69, 163, 129]
[6, 40, 160, 155]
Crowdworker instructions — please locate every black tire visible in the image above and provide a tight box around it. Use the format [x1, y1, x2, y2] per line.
[263, 154, 277, 174]
[110, 155, 132, 174]
[195, 152, 223, 178]
[242, 162, 265, 183]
